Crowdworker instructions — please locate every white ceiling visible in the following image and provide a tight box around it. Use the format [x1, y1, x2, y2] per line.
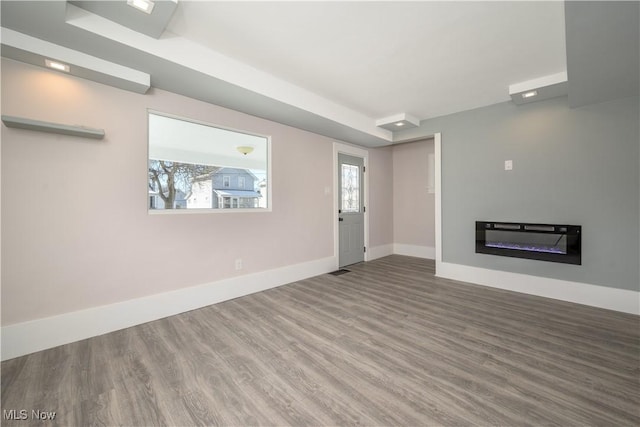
[149, 112, 268, 170]
[0, 1, 577, 147]
[167, 1, 567, 121]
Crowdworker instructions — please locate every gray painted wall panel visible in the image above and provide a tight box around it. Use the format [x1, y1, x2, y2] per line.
[413, 96, 639, 291]
[565, 1, 640, 108]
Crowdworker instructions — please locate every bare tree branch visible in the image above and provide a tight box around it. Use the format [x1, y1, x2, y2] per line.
[148, 160, 221, 209]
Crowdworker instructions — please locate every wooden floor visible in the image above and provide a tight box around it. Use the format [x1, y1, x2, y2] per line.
[2, 255, 639, 426]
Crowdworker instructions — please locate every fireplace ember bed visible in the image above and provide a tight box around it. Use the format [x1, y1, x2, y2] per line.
[476, 221, 581, 265]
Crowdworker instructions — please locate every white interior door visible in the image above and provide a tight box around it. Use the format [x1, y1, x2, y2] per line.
[338, 153, 365, 267]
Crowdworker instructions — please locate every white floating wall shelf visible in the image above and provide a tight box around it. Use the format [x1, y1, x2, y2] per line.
[1, 115, 105, 139]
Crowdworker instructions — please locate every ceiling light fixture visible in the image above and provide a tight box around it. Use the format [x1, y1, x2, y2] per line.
[237, 146, 254, 156]
[127, 0, 155, 14]
[509, 72, 568, 106]
[45, 59, 70, 73]
[376, 113, 420, 131]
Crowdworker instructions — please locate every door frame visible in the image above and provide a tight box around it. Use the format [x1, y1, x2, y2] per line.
[434, 132, 442, 269]
[333, 142, 369, 269]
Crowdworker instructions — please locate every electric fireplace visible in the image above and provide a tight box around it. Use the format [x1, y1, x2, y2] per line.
[476, 221, 581, 265]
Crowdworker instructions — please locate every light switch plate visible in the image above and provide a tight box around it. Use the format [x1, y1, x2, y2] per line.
[505, 160, 513, 170]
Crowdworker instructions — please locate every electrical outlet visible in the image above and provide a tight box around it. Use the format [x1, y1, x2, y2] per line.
[504, 160, 513, 171]
[235, 258, 243, 270]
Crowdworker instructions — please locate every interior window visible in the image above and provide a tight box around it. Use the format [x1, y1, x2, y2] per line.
[148, 111, 270, 211]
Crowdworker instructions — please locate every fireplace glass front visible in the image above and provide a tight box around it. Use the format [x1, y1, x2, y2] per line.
[476, 222, 581, 265]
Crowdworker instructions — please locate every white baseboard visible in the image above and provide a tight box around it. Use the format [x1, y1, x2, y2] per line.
[367, 244, 394, 260]
[1, 256, 336, 361]
[393, 244, 436, 259]
[8, 254, 633, 360]
[367, 243, 435, 260]
[436, 261, 639, 315]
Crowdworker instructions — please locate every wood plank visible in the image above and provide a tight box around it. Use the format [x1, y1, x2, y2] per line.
[2, 255, 638, 426]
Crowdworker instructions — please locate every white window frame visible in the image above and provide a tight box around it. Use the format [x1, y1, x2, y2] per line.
[147, 109, 272, 214]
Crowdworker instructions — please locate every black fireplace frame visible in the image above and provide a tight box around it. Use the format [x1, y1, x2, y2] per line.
[476, 221, 581, 265]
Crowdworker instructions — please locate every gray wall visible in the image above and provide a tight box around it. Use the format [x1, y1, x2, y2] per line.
[407, 95, 639, 291]
[565, 1, 640, 108]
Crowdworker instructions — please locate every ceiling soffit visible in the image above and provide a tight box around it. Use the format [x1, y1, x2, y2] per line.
[69, 0, 178, 39]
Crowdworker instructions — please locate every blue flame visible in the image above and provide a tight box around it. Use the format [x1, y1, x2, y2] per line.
[485, 242, 566, 254]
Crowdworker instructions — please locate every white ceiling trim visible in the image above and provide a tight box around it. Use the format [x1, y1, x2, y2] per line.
[69, 0, 178, 39]
[1, 27, 150, 94]
[509, 71, 568, 106]
[509, 72, 568, 95]
[65, 3, 392, 142]
[376, 113, 420, 131]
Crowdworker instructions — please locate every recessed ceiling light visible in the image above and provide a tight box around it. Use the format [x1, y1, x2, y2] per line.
[522, 90, 538, 99]
[127, 0, 155, 14]
[376, 113, 419, 130]
[45, 59, 70, 73]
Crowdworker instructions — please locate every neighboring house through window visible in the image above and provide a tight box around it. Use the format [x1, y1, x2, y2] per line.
[148, 111, 270, 211]
[211, 168, 261, 209]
